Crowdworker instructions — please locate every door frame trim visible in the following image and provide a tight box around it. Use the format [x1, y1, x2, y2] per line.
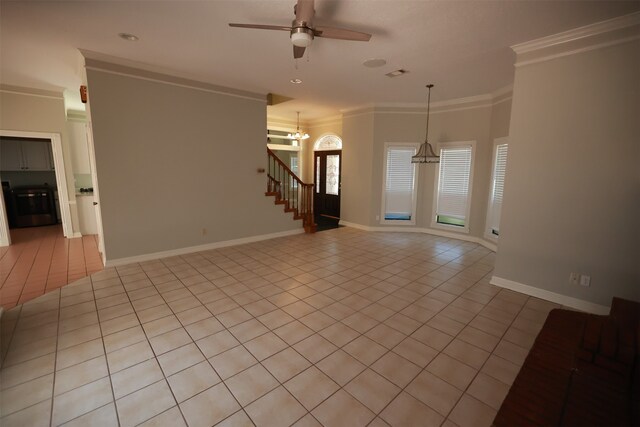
[0, 130, 74, 246]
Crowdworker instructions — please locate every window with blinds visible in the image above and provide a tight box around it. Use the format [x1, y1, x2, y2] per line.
[383, 145, 417, 222]
[434, 144, 473, 228]
[488, 143, 508, 236]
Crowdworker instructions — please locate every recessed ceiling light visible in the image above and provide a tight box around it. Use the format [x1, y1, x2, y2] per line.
[363, 58, 386, 68]
[118, 33, 139, 42]
[290, 78, 303, 84]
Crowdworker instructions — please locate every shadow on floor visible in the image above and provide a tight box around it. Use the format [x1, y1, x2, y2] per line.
[314, 215, 341, 232]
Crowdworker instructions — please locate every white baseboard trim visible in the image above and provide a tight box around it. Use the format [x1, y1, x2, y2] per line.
[339, 220, 498, 252]
[105, 228, 305, 268]
[71, 232, 83, 238]
[490, 276, 610, 315]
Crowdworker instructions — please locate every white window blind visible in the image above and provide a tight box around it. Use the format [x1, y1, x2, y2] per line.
[384, 146, 416, 220]
[489, 144, 508, 234]
[436, 145, 472, 222]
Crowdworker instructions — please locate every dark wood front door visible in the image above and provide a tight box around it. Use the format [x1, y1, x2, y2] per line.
[314, 150, 341, 218]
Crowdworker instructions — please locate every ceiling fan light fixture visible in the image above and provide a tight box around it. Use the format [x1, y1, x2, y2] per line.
[291, 30, 313, 47]
[412, 84, 440, 164]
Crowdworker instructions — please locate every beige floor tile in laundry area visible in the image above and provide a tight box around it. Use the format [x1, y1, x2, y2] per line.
[157, 342, 206, 376]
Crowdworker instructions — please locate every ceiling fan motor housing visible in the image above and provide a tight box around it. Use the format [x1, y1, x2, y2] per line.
[291, 26, 314, 47]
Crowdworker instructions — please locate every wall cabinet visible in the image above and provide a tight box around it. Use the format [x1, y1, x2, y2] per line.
[0, 139, 54, 171]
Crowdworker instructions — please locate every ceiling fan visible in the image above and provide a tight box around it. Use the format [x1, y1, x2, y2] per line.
[229, 0, 372, 59]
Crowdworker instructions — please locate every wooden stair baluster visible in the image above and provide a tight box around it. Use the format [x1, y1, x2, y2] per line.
[266, 148, 316, 233]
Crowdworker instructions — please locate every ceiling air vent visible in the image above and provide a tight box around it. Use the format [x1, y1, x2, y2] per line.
[385, 69, 408, 78]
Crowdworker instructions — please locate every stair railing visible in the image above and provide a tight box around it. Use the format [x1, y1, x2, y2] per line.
[266, 147, 315, 232]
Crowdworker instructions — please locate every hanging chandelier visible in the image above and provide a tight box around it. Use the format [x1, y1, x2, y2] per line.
[287, 111, 309, 141]
[411, 84, 440, 164]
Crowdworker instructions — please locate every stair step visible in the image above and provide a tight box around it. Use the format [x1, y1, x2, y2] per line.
[274, 200, 286, 205]
[265, 191, 279, 196]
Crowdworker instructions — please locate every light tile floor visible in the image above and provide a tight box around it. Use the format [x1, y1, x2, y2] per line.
[0, 227, 559, 427]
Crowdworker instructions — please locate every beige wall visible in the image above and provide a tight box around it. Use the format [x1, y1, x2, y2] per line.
[341, 99, 512, 241]
[0, 87, 80, 231]
[341, 112, 375, 226]
[86, 66, 300, 261]
[495, 39, 640, 306]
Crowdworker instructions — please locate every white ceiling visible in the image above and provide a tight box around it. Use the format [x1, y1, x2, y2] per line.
[1, 1, 638, 120]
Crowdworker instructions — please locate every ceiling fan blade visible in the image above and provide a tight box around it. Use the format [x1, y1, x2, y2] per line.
[293, 45, 306, 59]
[313, 26, 371, 42]
[295, 0, 315, 24]
[229, 23, 292, 32]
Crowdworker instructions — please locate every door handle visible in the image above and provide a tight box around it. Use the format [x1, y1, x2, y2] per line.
[93, 202, 98, 206]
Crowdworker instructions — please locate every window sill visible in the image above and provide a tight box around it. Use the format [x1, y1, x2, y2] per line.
[430, 222, 470, 234]
[380, 220, 416, 226]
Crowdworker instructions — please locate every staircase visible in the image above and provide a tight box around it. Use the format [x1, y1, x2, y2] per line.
[266, 148, 316, 233]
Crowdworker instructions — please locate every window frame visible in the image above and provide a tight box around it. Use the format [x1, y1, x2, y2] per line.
[431, 140, 476, 234]
[485, 137, 508, 242]
[380, 142, 420, 226]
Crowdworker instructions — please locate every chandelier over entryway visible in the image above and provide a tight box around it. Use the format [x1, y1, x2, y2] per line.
[287, 111, 309, 142]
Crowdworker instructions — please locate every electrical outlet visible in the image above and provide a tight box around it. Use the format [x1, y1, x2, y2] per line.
[580, 275, 591, 287]
[569, 272, 579, 285]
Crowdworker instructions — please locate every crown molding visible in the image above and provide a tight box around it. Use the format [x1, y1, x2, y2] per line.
[512, 11, 640, 54]
[82, 51, 266, 103]
[0, 84, 64, 100]
[66, 109, 87, 121]
[341, 88, 514, 118]
[307, 114, 342, 128]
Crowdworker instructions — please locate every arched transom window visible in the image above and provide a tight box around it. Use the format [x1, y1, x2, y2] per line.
[314, 134, 342, 151]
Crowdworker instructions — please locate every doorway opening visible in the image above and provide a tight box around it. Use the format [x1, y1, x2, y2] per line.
[0, 131, 74, 246]
[313, 135, 342, 231]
